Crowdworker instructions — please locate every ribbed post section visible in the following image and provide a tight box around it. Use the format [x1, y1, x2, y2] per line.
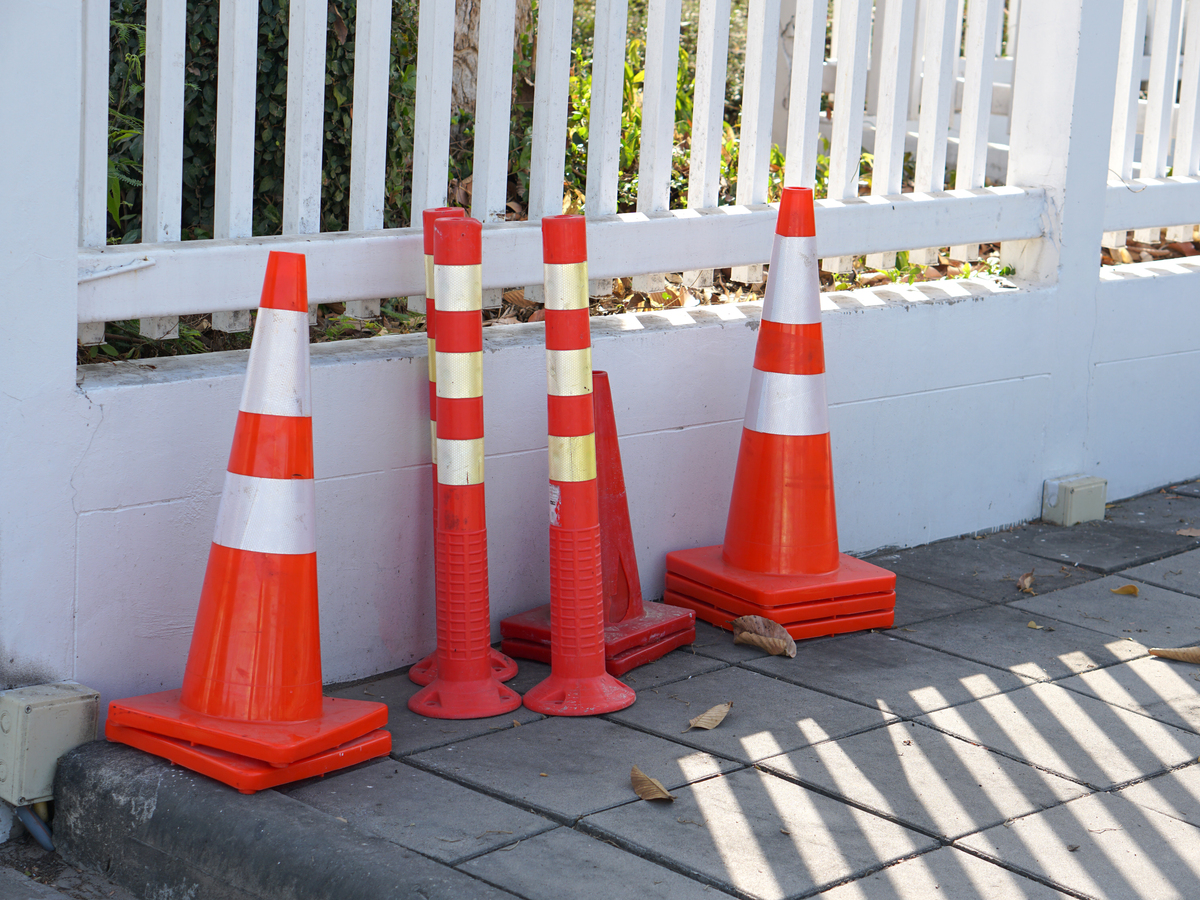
[522, 216, 635, 716]
[408, 208, 516, 687]
[105, 252, 390, 792]
[664, 188, 896, 641]
[408, 218, 522, 719]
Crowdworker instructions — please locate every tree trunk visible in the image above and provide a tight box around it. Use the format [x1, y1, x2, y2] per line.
[453, 0, 535, 117]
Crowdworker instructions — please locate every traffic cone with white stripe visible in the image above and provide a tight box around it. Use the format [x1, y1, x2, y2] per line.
[521, 216, 636, 715]
[105, 251, 391, 792]
[408, 217, 523, 719]
[409, 207, 517, 687]
[664, 187, 896, 639]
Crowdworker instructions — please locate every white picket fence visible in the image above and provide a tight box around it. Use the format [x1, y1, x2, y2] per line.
[72, 0, 1200, 344]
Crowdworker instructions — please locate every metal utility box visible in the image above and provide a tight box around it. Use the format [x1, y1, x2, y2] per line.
[1043, 475, 1108, 527]
[0, 682, 100, 806]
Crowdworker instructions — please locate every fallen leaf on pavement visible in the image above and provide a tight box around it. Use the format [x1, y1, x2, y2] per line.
[1110, 584, 1139, 596]
[631, 765, 675, 801]
[1177, 528, 1200, 537]
[685, 702, 733, 732]
[1150, 647, 1200, 664]
[1027, 621, 1045, 630]
[732, 616, 797, 657]
[1017, 570, 1036, 594]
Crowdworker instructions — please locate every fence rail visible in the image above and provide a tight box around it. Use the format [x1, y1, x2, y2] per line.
[77, 0, 1200, 336]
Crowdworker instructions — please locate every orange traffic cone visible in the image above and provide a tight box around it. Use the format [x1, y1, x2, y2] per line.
[664, 187, 895, 639]
[105, 251, 391, 792]
[408, 206, 516, 688]
[522, 216, 636, 715]
[408, 217, 523, 719]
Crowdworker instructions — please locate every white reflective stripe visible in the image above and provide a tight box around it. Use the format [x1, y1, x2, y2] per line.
[743, 369, 830, 436]
[423, 254, 435, 301]
[240, 308, 312, 417]
[435, 264, 482, 312]
[546, 348, 592, 396]
[212, 471, 317, 555]
[435, 351, 483, 398]
[543, 262, 589, 310]
[437, 438, 484, 485]
[762, 235, 821, 326]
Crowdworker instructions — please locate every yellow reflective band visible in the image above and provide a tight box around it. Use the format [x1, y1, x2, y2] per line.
[543, 262, 589, 310]
[546, 348, 593, 397]
[435, 351, 483, 399]
[427, 337, 436, 381]
[435, 264, 483, 312]
[437, 438, 485, 485]
[548, 434, 597, 482]
[430, 421, 437, 462]
[424, 254, 435, 302]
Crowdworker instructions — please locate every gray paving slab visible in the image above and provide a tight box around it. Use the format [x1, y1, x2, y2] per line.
[689, 621, 838, 663]
[0, 868, 77, 900]
[1010, 574, 1200, 650]
[956, 791, 1200, 900]
[999, 519, 1198, 574]
[1056, 655, 1200, 734]
[330, 669, 544, 756]
[459, 825, 730, 899]
[1118, 763, 1200, 827]
[891, 574, 991, 626]
[760, 721, 1088, 841]
[869, 538, 1097, 604]
[1102, 489, 1200, 535]
[743, 631, 1030, 717]
[410, 714, 740, 820]
[606, 666, 894, 763]
[918, 681, 1200, 790]
[816, 846, 1073, 899]
[618, 647, 729, 691]
[1123, 548, 1200, 598]
[894, 603, 1146, 683]
[583, 765, 937, 900]
[282, 758, 557, 865]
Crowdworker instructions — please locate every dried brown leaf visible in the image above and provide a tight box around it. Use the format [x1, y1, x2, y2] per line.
[631, 765, 675, 801]
[731, 616, 797, 658]
[1027, 621, 1046, 630]
[1110, 584, 1139, 596]
[685, 702, 733, 732]
[1017, 570, 1036, 594]
[528, 308, 546, 323]
[1177, 528, 1200, 537]
[1150, 647, 1200, 664]
[503, 288, 532, 308]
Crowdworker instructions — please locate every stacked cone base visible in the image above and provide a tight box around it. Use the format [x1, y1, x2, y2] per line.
[500, 602, 696, 676]
[664, 545, 896, 640]
[106, 721, 391, 794]
[106, 690, 389, 765]
[407, 648, 518, 686]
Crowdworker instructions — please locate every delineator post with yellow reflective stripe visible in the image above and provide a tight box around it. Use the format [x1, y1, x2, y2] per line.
[408, 207, 516, 688]
[521, 216, 636, 716]
[408, 218, 523, 720]
[664, 187, 896, 639]
[105, 251, 391, 793]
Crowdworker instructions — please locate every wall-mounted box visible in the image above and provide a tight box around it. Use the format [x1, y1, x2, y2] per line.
[1042, 475, 1108, 526]
[0, 682, 100, 806]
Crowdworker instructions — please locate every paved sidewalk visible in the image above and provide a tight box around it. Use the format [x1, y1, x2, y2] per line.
[48, 484, 1200, 899]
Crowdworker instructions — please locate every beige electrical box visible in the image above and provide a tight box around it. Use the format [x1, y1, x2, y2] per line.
[0, 682, 100, 806]
[1043, 475, 1108, 526]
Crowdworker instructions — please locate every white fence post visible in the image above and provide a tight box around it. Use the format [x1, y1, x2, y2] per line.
[910, 0, 958, 266]
[345, 0, 394, 319]
[1103, 0, 1150, 252]
[141, 0, 186, 341]
[212, 0, 259, 334]
[825, 0, 872, 273]
[78, 0, 110, 347]
[782, 0, 827, 189]
[1135, 0, 1184, 242]
[1165, 0, 1200, 243]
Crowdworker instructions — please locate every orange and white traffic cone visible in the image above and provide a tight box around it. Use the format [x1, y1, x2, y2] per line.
[664, 187, 896, 639]
[408, 217, 523, 719]
[105, 251, 391, 793]
[408, 207, 516, 688]
[522, 216, 635, 715]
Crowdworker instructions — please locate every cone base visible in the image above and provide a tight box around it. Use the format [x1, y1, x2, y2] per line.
[106, 690, 388, 766]
[105, 722, 392, 794]
[502, 624, 697, 677]
[408, 647, 518, 686]
[501, 600, 695, 657]
[664, 588, 895, 641]
[522, 673, 636, 716]
[407, 675, 522, 720]
[665, 571, 894, 624]
[666, 545, 895, 608]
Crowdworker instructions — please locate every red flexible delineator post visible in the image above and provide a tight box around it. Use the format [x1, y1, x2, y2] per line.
[522, 216, 636, 716]
[408, 208, 516, 687]
[408, 218, 522, 719]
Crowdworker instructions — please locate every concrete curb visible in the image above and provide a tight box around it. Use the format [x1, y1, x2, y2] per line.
[54, 742, 517, 900]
